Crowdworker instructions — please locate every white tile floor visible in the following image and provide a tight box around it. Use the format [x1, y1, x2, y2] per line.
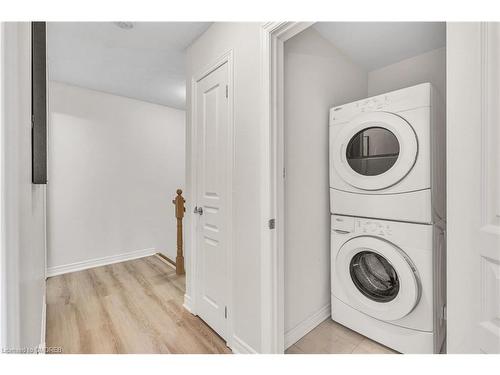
[285, 319, 398, 354]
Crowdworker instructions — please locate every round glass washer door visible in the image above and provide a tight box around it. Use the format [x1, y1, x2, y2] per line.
[350, 250, 400, 303]
[331, 112, 418, 191]
[335, 236, 420, 321]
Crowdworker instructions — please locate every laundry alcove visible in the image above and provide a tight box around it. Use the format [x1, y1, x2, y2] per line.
[282, 22, 446, 353]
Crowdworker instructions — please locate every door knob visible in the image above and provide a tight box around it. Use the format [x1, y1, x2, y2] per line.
[194, 206, 203, 215]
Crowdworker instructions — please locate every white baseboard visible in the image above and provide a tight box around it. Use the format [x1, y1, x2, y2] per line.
[230, 335, 258, 354]
[284, 304, 331, 349]
[183, 294, 195, 314]
[154, 253, 176, 270]
[46, 248, 157, 277]
[183, 295, 257, 354]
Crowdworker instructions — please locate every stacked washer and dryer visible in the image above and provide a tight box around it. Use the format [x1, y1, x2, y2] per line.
[329, 83, 446, 354]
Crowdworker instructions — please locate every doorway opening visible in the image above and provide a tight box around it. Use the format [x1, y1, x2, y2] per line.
[43, 22, 229, 354]
[262, 21, 447, 354]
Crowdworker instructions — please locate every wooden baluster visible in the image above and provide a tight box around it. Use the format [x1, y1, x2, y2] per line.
[172, 189, 186, 275]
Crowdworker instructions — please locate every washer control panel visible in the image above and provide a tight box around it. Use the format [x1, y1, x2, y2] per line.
[332, 215, 393, 237]
[355, 218, 393, 237]
[331, 215, 355, 233]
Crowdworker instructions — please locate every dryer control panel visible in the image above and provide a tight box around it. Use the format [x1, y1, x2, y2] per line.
[356, 96, 389, 112]
[329, 83, 431, 125]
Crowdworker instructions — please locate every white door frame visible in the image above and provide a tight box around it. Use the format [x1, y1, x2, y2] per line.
[447, 22, 500, 353]
[260, 22, 314, 354]
[1, 22, 28, 350]
[188, 49, 235, 348]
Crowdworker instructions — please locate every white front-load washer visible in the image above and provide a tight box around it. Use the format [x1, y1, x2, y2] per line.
[330, 214, 446, 354]
[329, 83, 445, 224]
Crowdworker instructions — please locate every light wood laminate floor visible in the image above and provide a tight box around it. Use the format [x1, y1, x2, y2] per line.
[46, 255, 230, 354]
[286, 319, 398, 354]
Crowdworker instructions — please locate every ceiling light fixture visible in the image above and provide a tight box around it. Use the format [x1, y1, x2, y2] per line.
[114, 22, 134, 30]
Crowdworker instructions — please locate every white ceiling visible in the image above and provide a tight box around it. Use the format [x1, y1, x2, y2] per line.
[313, 22, 446, 71]
[47, 22, 212, 109]
[48, 22, 445, 109]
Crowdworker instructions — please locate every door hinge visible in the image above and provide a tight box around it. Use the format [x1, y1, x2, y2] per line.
[225, 85, 228, 98]
[224, 306, 228, 319]
[268, 218, 276, 230]
[283, 167, 286, 179]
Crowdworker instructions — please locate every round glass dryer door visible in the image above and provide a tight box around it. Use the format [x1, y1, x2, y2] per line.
[331, 112, 418, 191]
[335, 236, 420, 321]
[346, 127, 400, 177]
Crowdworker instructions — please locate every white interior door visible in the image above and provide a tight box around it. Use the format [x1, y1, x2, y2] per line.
[194, 61, 230, 340]
[447, 22, 500, 353]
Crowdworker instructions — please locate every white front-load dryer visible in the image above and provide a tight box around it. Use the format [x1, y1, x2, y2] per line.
[329, 83, 446, 224]
[330, 214, 446, 354]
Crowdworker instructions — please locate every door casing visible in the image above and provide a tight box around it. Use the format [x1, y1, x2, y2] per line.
[260, 22, 314, 354]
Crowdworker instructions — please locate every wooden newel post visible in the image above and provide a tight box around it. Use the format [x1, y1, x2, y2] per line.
[172, 189, 186, 275]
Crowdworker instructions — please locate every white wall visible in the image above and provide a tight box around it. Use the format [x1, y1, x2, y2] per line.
[283, 28, 367, 343]
[185, 22, 263, 353]
[1, 22, 46, 351]
[368, 47, 446, 98]
[47, 82, 185, 271]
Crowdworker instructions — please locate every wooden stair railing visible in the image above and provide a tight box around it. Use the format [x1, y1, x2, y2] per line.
[172, 189, 186, 275]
